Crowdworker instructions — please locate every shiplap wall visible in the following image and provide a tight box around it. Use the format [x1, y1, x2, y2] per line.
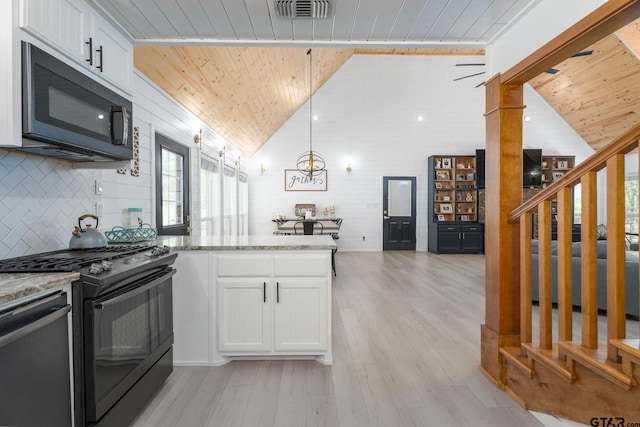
[247, 54, 594, 252]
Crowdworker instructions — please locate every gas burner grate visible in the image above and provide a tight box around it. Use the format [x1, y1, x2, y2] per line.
[0, 244, 157, 273]
[71, 244, 153, 253]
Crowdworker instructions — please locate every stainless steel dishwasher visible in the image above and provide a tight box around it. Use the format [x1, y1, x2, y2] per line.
[0, 289, 72, 427]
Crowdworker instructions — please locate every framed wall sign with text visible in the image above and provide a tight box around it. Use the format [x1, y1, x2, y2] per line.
[284, 169, 328, 191]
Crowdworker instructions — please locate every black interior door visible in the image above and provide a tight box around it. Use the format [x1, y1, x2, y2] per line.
[383, 176, 417, 250]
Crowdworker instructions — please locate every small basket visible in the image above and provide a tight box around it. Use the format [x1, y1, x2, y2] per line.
[105, 224, 158, 243]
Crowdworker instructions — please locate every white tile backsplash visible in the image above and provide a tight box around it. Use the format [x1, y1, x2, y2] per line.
[0, 150, 96, 258]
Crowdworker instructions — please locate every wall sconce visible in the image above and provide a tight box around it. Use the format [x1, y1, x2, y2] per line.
[219, 145, 226, 159]
[259, 164, 266, 175]
[193, 129, 202, 149]
[346, 163, 352, 174]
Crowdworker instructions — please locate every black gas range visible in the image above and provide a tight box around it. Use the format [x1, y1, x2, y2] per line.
[0, 244, 178, 427]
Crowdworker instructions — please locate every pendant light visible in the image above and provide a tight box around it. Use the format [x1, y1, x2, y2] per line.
[296, 49, 325, 178]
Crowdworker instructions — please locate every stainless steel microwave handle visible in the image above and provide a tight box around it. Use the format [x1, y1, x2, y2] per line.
[110, 106, 129, 146]
[94, 268, 176, 310]
[0, 304, 70, 349]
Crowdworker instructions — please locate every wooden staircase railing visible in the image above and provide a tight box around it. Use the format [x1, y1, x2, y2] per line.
[507, 122, 640, 386]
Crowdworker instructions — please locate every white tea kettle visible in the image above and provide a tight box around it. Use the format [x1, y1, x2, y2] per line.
[69, 214, 108, 249]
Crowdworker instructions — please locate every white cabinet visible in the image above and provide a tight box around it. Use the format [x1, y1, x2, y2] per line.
[19, 0, 88, 64]
[218, 278, 271, 352]
[215, 251, 332, 363]
[19, 0, 133, 93]
[273, 278, 328, 352]
[89, 11, 133, 92]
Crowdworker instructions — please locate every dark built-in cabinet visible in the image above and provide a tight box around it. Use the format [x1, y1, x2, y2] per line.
[428, 155, 484, 254]
[435, 223, 484, 253]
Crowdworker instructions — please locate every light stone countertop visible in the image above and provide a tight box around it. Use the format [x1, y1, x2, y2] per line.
[0, 272, 79, 307]
[0, 235, 335, 308]
[157, 234, 337, 251]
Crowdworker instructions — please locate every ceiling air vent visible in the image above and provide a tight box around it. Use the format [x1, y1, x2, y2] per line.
[274, 0, 331, 19]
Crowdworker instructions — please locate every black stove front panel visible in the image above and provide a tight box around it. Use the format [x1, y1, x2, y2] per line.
[80, 251, 177, 297]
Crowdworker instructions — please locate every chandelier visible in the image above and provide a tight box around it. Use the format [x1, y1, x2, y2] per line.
[296, 49, 325, 178]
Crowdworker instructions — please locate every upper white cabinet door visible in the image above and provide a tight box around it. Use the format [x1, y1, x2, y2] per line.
[218, 278, 271, 352]
[20, 0, 133, 94]
[20, 0, 90, 64]
[90, 11, 133, 94]
[273, 278, 328, 352]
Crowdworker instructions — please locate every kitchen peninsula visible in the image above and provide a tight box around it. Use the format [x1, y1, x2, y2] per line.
[159, 235, 336, 366]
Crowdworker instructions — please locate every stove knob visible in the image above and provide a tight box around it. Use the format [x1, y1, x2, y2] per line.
[101, 261, 113, 271]
[150, 248, 160, 257]
[89, 263, 103, 275]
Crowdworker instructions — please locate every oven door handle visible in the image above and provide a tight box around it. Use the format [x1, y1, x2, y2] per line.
[0, 304, 70, 349]
[94, 268, 176, 310]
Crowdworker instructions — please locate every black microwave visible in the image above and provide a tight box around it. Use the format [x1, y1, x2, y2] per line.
[21, 42, 133, 162]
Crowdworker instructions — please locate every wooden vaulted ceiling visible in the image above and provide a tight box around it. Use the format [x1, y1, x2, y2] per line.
[133, 19, 640, 157]
[529, 19, 640, 152]
[134, 47, 484, 156]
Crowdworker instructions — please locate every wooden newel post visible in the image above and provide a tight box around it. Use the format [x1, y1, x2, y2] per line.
[480, 75, 525, 384]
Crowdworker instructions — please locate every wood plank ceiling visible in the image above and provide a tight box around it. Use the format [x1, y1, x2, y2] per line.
[528, 19, 640, 152]
[134, 47, 483, 156]
[106, 0, 640, 156]
[94, 0, 533, 44]
[95, 0, 532, 156]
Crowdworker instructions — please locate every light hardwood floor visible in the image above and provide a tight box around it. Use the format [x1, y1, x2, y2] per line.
[132, 251, 544, 427]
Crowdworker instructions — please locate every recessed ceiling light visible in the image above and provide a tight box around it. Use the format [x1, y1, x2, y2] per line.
[524, 116, 531, 122]
[313, 114, 319, 121]
[417, 115, 423, 122]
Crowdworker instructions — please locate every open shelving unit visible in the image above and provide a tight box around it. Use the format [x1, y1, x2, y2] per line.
[533, 155, 578, 240]
[541, 156, 575, 189]
[428, 155, 483, 254]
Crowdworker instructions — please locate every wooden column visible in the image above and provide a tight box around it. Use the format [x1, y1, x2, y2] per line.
[480, 75, 525, 383]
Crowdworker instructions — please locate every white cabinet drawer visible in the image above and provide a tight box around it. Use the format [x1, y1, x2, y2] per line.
[217, 254, 271, 277]
[273, 254, 329, 277]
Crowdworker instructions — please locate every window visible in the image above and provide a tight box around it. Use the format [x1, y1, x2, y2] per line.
[573, 183, 582, 224]
[223, 165, 237, 236]
[238, 172, 248, 236]
[626, 178, 639, 233]
[200, 156, 220, 236]
[155, 133, 190, 235]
